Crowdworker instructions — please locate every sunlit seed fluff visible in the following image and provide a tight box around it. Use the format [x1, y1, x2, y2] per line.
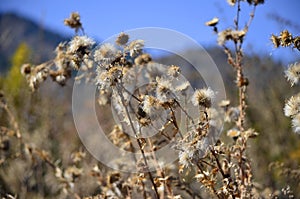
[292, 114, 300, 134]
[217, 29, 232, 46]
[284, 95, 300, 117]
[68, 36, 95, 54]
[94, 43, 118, 62]
[178, 151, 190, 168]
[191, 88, 215, 107]
[128, 39, 144, 57]
[115, 32, 129, 46]
[106, 66, 123, 85]
[285, 62, 300, 86]
[142, 95, 158, 116]
[167, 65, 181, 78]
[156, 77, 173, 102]
[232, 30, 246, 40]
[217, 29, 245, 45]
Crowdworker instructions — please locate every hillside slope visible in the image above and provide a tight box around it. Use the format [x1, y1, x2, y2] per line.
[0, 12, 67, 73]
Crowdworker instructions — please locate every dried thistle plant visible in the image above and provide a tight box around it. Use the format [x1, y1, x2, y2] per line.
[202, 0, 268, 197]
[271, 30, 300, 134]
[271, 30, 300, 51]
[4, 1, 297, 198]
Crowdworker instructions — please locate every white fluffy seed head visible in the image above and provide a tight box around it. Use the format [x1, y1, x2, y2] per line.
[191, 88, 215, 107]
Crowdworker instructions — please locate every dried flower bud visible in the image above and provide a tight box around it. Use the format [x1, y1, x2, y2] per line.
[280, 30, 293, 47]
[293, 36, 300, 51]
[227, 129, 241, 139]
[227, 0, 236, 6]
[205, 17, 219, 26]
[21, 63, 31, 75]
[64, 12, 82, 33]
[270, 34, 280, 48]
[115, 32, 129, 46]
[134, 53, 152, 65]
[253, 0, 264, 5]
[55, 75, 67, 86]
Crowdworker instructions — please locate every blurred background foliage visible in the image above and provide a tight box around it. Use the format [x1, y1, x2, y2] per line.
[0, 12, 299, 198]
[2, 43, 30, 104]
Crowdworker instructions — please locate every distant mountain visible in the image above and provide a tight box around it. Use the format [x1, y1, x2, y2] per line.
[0, 12, 68, 74]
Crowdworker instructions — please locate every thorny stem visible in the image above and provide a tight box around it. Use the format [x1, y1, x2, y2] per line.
[116, 83, 159, 199]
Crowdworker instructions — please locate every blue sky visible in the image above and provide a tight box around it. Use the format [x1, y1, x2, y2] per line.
[0, 0, 299, 64]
